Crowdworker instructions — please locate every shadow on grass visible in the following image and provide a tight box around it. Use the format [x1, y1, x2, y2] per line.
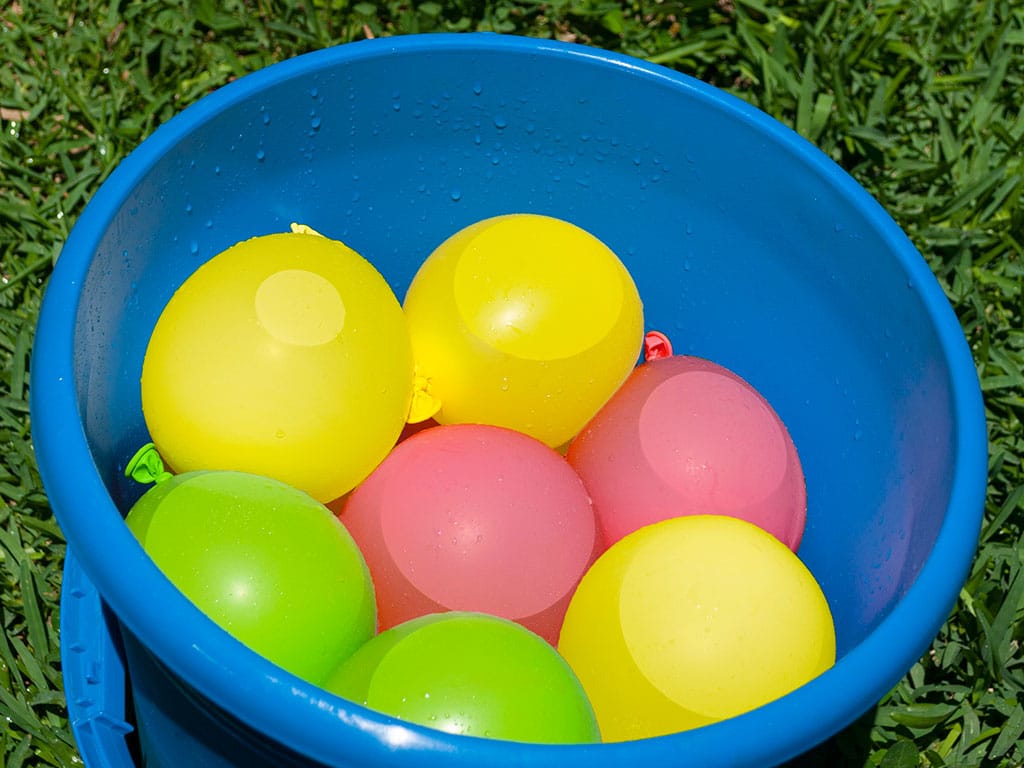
[784, 707, 877, 767]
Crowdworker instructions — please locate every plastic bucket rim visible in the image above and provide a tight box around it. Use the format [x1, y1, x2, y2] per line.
[31, 31, 988, 767]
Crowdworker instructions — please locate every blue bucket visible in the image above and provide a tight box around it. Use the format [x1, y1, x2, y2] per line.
[33, 33, 986, 767]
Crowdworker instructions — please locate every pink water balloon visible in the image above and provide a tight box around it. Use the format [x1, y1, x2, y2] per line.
[567, 355, 807, 551]
[339, 423, 597, 644]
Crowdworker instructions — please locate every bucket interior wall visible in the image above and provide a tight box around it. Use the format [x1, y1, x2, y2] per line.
[74, 43, 952, 655]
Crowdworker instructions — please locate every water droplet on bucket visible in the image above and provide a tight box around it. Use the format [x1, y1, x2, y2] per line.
[256, 148, 265, 161]
[472, 82, 482, 95]
[310, 87, 319, 99]
[205, 219, 213, 229]
[310, 115, 321, 131]
[189, 241, 198, 255]
[450, 188, 462, 202]
[184, 203, 193, 214]
[493, 114, 507, 129]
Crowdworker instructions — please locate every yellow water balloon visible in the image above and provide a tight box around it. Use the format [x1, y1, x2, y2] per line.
[141, 230, 414, 502]
[403, 214, 644, 447]
[558, 515, 836, 741]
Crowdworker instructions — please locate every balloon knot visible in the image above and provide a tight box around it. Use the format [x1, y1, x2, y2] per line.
[408, 368, 442, 424]
[125, 443, 173, 485]
[289, 222, 325, 237]
[643, 330, 673, 362]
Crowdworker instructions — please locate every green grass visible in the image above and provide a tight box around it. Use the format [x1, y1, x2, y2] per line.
[2, 1, 1022, 766]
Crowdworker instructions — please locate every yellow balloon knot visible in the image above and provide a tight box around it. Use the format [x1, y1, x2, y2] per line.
[408, 370, 442, 424]
[289, 222, 325, 237]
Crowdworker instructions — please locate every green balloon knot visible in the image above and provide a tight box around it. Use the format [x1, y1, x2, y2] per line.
[125, 443, 173, 485]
